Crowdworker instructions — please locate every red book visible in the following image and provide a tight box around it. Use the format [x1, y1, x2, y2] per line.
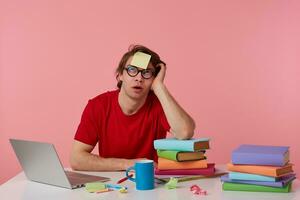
[155, 163, 215, 175]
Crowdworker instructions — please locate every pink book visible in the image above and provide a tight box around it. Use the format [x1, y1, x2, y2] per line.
[155, 163, 215, 175]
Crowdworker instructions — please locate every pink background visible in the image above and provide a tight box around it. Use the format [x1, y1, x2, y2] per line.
[1, 1, 299, 184]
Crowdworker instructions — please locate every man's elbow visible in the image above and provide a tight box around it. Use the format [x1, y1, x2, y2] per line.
[179, 130, 194, 140]
[70, 154, 81, 171]
[176, 122, 196, 140]
[185, 120, 196, 138]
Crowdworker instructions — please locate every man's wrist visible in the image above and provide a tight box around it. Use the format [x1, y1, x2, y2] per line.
[152, 82, 166, 96]
[120, 159, 134, 170]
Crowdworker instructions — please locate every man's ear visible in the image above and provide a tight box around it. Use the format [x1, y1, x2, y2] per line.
[118, 73, 123, 81]
[116, 73, 123, 82]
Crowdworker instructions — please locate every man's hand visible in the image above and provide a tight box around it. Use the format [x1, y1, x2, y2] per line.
[151, 63, 166, 92]
[70, 141, 154, 171]
[122, 158, 151, 169]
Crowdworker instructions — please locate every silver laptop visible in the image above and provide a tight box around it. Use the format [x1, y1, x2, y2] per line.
[10, 139, 110, 189]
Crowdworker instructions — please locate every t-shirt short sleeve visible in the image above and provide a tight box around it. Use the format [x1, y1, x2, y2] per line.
[74, 100, 99, 146]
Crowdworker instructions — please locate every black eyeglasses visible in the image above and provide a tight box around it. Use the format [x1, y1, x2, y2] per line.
[124, 65, 156, 79]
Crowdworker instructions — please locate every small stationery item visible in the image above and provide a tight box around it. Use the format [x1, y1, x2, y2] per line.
[221, 174, 296, 188]
[190, 185, 207, 195]
[155, 173, 227, 183]
[154, 138, 210, 151]
[232, 144, 289, 166]
[165, 177, 178, 189]
[130, 52, 151, 69]
[155, 177, 168, 184]
[119, 187, 128, 193]
[176, 172, 228, 182]
[117, 174, 133, 184]
[222, 182, 292, 193]
[157, 157, 208, 170]
[96, 188, 112, 193]
[85, 182, 106, 193]
[126, 160, 155, 190]
[157, 149, 206, 162]
[227, 163, 293, 177]
[106, 184, 127, 190]
[155, 163, 215, 175]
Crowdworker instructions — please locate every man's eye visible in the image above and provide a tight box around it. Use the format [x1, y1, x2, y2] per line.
[128, 67, 137, 72]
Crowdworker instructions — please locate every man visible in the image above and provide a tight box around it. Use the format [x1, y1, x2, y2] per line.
[70, 45, 195, 171]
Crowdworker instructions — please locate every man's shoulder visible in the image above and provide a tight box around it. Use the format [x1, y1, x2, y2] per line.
[89, 89, 119, 105]
[92, 89, 119, 100]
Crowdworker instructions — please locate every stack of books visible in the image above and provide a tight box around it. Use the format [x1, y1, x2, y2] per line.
[221, 144, 296, 193]
[153, 138, 215, 177]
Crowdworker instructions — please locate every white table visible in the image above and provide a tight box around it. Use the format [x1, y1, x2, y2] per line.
[1, 165, 299, 200]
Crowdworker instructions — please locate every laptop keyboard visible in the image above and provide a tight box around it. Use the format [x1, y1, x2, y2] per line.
[65, 171, 110, 185]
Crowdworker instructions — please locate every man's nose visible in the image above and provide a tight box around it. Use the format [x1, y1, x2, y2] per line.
[134, 71, 143, 81]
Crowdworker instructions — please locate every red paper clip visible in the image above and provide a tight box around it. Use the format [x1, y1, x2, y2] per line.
[190, 184, 207, 195]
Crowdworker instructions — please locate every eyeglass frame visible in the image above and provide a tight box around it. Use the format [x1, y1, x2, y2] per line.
[124, 65, 157, 79]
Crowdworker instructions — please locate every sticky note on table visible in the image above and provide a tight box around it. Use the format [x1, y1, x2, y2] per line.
[130, 52, 151, 69]
[165, 177, 178, 189]
[85, 182, 106, 193]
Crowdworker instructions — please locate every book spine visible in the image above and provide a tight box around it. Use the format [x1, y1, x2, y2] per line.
[232, 152, 285, 166]
[154, 141, 194, 151]
[221, 175, 295, 188]
[157, 150, 178, 161]
[157, 158, 207, 170]
[227, 164, 278, 177]
[229, 172, 276, 182]
[222, 182, 291, 193]
[155, 165, 215, 175]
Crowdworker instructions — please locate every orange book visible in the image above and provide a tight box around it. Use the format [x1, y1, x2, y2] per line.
[158, 157, 208, 170]
[227, 163, 293, 177]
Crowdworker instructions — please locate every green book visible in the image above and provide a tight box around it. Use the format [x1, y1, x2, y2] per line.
[157, 149, 205, 162]
[222, 182, 292, 193]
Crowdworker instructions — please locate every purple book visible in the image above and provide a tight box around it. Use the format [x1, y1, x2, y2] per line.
[220, 174, 296, 187]
[232, 144, 289, 166]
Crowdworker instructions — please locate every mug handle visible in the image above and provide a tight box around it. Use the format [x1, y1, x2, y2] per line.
[125, 166, 135, 182]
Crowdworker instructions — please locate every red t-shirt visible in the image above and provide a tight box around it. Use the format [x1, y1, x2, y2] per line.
[74, 90, 170, 161]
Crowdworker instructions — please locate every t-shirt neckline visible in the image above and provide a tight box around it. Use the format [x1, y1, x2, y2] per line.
[115, 90, 149, 118]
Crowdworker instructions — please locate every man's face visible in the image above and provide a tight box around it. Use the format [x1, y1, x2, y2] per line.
[119, 56, 155, 100]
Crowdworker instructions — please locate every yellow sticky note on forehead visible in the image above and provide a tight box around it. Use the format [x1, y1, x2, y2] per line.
[130, 52, 151, 69]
